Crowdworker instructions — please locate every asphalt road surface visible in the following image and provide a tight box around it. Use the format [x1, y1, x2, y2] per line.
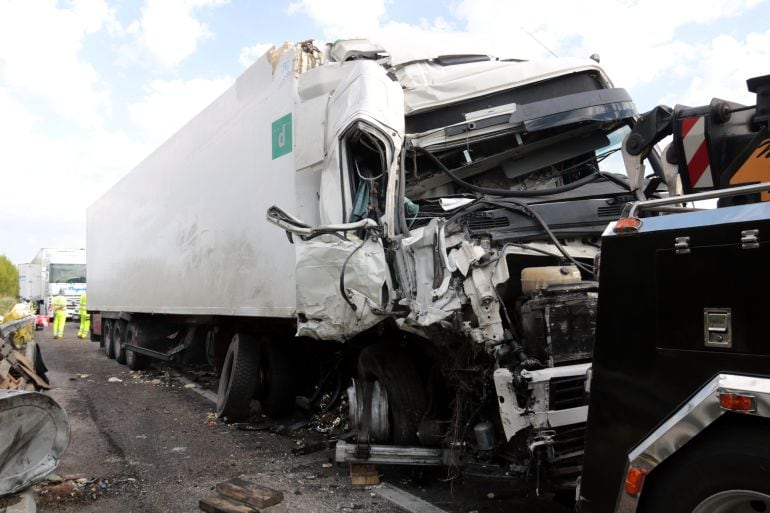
[33, 323, 570, 513]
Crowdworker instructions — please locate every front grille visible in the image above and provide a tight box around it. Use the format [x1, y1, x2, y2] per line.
[549, 375, 588, 410]
[548, 423, 586, 482]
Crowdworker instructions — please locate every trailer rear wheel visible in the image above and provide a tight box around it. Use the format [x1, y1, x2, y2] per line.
[113, 320, 127, 365]
[216, 333, 259, 421]
[103, 320, 115, 359]
[125, 322, 150, 371]
[639, 419, 770, 513]
[256, 340, 296, 418]
[357, 344, 427, 445]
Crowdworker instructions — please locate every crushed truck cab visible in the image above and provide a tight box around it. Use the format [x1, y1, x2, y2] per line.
[266, 40, 641, 487]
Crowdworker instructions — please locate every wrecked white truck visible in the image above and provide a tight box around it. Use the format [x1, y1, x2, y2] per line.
[88, 39, 648, 491]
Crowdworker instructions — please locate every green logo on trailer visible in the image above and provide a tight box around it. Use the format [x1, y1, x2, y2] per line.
[272, 113, 292, 159]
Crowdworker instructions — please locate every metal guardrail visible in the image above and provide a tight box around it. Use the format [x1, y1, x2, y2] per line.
[0, 316, 35, 339]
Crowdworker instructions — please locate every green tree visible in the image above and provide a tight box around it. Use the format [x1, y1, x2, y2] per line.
[0, 255, 19, 298]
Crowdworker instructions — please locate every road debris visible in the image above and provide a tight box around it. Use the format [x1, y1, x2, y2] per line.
[200, 477, 285, 513]
[0, 336, 49, 391]
[107, 377, 122, 383]
[0, 390, 70, 497]
[349, 464, 380, 486]
[35, 476, 125, 506]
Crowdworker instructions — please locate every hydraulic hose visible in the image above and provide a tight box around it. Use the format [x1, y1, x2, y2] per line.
[484, 198, 595, 276]
[339, 236, 369, 312]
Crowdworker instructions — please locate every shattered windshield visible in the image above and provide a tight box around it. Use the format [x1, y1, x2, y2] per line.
[398, 121, 636, 241]
[404, 123, 632, 200]
[596, 125, 631, 176]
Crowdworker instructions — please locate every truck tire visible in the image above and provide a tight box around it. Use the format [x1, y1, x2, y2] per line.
[639, 418, 770, 513]
[257, 340, 296, 418]
[103, 320, 115, 359]
[125, 322, 150, 371]
[113, 320, 127, 365]
[216, 333, 259, 421]
[357, 344, 427, 445]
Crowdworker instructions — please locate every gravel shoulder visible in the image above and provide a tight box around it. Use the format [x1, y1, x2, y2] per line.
[34, 323, 570, 513]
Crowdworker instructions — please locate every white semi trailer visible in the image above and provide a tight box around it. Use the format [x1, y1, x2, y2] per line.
[21, 248, 86, 320]
[88, 39, 651, 492]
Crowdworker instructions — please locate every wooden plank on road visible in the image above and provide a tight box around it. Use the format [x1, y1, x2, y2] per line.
[216, 478, 283, 508]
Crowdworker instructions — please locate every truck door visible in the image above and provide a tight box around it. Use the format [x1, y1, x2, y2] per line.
[289, 59, 405, 341]
[318, 59, 404, 229]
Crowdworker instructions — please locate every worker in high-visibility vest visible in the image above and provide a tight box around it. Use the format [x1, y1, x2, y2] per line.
[77, 293, 90, 339]
[52, 291, 67, 339]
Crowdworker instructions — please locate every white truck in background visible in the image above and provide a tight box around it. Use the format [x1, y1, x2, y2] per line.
[87, 39, 659, 494]
[21, 248, 87, 321]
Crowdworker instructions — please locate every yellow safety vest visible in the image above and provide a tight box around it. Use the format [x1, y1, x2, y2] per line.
[79, 294, 87, 315]
[53, 295, 67, 312]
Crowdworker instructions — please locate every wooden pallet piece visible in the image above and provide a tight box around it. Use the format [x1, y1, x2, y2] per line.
[0, 344, 50, 390]
[350, 463, 380, 485]
[216, 478, 284, 509]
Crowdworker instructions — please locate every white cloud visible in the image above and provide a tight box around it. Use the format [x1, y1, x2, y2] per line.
[287, 0, 387, 37]
[239, 43, 275, 67]
[0, 89, 151, 263]
[659, 29, 770, 107]
[125, 0, 229, 69]
[452, 0, 766, 90]
[0, 0, 112, 127]
[128, 77, 232, 142]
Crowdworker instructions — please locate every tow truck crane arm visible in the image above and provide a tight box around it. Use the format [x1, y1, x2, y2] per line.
[621, 74, 770, 204]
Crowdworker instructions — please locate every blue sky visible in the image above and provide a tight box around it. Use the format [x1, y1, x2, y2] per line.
[1, 0, 769, 264]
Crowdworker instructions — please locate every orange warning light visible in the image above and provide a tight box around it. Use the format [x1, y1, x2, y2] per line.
[614, 217, 642, 234]
[718, 392, 756, 412]
[624, 466, 648, 496]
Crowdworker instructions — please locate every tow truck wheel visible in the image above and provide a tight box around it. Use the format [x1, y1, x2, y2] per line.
[113, 320, 127, 365]
[255, 340, 296, 418]
[639, 419, 770, 513]
[125, 322, 150, 371]
[103, 320, 115, 359]
[357, 344, 427, 445]
[216, 333, 259, 421]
